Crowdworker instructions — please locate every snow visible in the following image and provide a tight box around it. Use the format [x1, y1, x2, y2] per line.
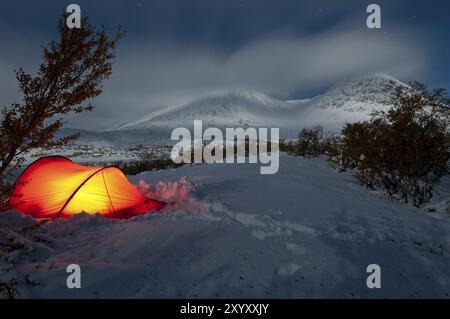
[277, 263, 301, 276]
[1, 154, 449, 298]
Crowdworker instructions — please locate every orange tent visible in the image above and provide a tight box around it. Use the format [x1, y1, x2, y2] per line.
[10, 156, 165, 219]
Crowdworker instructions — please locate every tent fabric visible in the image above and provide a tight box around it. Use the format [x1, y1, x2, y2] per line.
[9, 156, 165, 219]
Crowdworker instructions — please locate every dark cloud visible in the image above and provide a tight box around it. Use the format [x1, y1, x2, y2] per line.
[0, 0, 447, 130]
[65, 23, 429, 129]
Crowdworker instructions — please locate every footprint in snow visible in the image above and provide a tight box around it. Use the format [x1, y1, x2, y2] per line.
[276, 263, 301, 276]
[284, 242, 306, 255]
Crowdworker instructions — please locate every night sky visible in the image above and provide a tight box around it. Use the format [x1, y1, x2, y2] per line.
[0, 0, 448, 129]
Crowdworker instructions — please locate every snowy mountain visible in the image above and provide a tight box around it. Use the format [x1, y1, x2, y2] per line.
[59, 73, 404, 145]
[112, 89, 303, 130]
[108, 73, 403, 138]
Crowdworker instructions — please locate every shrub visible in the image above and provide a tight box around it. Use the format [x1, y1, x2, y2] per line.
[321, 135, 345, 169]
[298, 126, 324, 156]
[0, 278, 19, 299]
[118, 148, 182, 175]
[0, 181, 12, 211]
[120, 159, 182, 175]
[281, 126, 325, 157]
[340, 82, 450, 206]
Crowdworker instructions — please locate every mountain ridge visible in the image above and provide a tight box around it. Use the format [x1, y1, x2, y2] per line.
[58, 73, 405, 144]
[108, 73, 403, 134]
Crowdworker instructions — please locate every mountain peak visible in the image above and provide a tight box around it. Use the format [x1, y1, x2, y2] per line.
[192, 88, 280, 106]
[354, 72, 404, 83]
[312, 73, 404, 112]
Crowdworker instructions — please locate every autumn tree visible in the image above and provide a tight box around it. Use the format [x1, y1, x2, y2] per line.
[341, 82, 450, 206]
[0, 15, 123, 180]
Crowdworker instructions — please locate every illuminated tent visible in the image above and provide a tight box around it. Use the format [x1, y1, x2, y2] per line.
[10, 156, 165, 219]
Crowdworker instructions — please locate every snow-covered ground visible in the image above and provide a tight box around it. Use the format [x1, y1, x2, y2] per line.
[1, 154, 449, 298]
[22, 144, 172, 165]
